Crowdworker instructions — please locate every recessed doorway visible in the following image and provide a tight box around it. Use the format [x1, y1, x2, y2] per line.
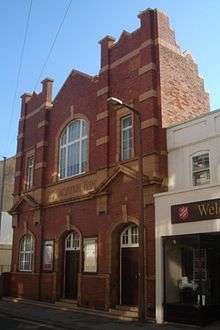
[120, 225, 139, 306]
[64, 232, 80, 300]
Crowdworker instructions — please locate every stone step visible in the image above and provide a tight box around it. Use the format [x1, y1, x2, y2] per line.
[55, 300, 78, 309]
[55, 301, 138, 321]
[109, 308, 138, 319]
[115, 305, 138, 312]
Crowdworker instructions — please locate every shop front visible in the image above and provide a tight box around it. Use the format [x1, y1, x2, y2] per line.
[164, 232, 220, 326]
[155, 191, 220, 326]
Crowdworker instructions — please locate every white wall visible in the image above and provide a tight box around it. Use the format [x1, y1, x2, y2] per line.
[167, 109, 220, 191]
[0, 212, 13, 245]
[155, 110, 220, 323]
[155, 184, 220, 323]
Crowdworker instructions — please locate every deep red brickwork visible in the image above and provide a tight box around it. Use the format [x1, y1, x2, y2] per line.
[10, 9, 209, 319]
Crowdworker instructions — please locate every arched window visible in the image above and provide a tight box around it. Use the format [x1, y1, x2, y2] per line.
[121, 225, 139, 248]
[59, 119, 88, 179]
[19, 234, 34, 271]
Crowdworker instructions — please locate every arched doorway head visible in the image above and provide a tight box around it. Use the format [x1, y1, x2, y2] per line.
[65, 231, 80, 251]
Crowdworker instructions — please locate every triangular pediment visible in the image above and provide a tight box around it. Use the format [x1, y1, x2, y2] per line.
[95, 165, 148, 194]
[53, 69, 94, 103]
[9, 194, 40, 215]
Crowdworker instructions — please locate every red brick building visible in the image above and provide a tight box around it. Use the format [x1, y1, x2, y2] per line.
[9, 9, 209, 319]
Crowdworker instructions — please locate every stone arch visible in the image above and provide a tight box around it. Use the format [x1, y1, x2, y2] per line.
[108, 217, 139, 307]
[56, 225, 83, 300]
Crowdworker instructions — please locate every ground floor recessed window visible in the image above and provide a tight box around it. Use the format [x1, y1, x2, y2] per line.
[19, 234, 34, 271]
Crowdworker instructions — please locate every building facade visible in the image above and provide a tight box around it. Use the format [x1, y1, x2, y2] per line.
[9, 9, 209, 318]
[155, 110, 220, 325]
[0, 156, 15, 273]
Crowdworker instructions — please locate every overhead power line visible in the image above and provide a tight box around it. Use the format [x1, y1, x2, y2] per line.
[33, 0, 73, 91]
[6, 0, 33, 154]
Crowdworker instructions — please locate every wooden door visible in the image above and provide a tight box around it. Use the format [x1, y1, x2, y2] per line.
[121, 247, 138, 305]
[65, 250, 80, 299]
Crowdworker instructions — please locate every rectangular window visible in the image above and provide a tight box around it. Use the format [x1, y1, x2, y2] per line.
[121, 115, 133, 161]
[83, 238, 97, 273]
[42, 240, 54, 271]
[26, 155, 34, 190]
[192, 153, 210, 186]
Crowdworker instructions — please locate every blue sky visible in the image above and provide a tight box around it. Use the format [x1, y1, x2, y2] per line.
[0, 0, 219, 157]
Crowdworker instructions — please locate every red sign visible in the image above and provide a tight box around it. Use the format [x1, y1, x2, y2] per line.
[171, 198, 220, 224]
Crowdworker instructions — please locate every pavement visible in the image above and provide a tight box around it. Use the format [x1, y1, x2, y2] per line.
[1, 298, 220, 330]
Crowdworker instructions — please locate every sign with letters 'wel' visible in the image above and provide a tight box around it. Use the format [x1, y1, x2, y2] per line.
[171, 198, 220, 224]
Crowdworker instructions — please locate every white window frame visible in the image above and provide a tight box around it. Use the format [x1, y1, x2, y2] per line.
[19, 234, 34, 272]
[83, 237, 97, 273]
[121, 225, 139, 248]
[59, 119, 88, 180]
[65, 232, 80, 251]
[121, 115, 133, 161]
[191, 151, 210, 187]
[26, 155, 34, 190]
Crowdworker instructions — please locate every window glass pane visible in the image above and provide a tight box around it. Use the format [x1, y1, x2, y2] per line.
[19, 235, 33, 271]
[59, 120, 89, 179]
[192, 154, 209, 171]
[164, 236, 200, 305]
[67, 142, 80, 176]
[59, 147, 66, 179]
[68, 120, 80, 142]
[192, 153, 210, 186]
[121, 116, 133, 161]
[60, 129, 67, 146]
[82, 120, 88, 137]
[131, 226, 139, 244]
[193, 170, 210, 186]
[122, 116, 132, 129]
[26, 155, 34, 190]
[81, 138, 88, 172]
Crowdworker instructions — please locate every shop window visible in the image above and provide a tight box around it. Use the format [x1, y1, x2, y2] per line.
[83, 238, 97, 272]
[192, 153, 210, 186]
[121, 115, 133, 160]
[164, 234, 220, 324]
[59, 119, 88, 179]
[19, 234, 34, 271]
[26, 155, 34, 190]
[42, 240, 54, 271]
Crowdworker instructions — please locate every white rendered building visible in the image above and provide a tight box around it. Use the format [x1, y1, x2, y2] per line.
[155, 109, 220, 326]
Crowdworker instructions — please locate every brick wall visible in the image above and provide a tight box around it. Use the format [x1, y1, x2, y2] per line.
[10, 8, 210, 316]
[155, 10, 210, 127]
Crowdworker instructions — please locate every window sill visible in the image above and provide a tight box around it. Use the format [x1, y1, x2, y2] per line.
[58, 171, 87, 183]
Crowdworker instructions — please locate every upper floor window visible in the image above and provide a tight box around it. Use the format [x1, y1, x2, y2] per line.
[121, 115, 133, 161]
[26, 155, 34, 190]
[192, 153, 210, 186]
[19, 234, 34, 271]
[59, 119, 88, 179]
